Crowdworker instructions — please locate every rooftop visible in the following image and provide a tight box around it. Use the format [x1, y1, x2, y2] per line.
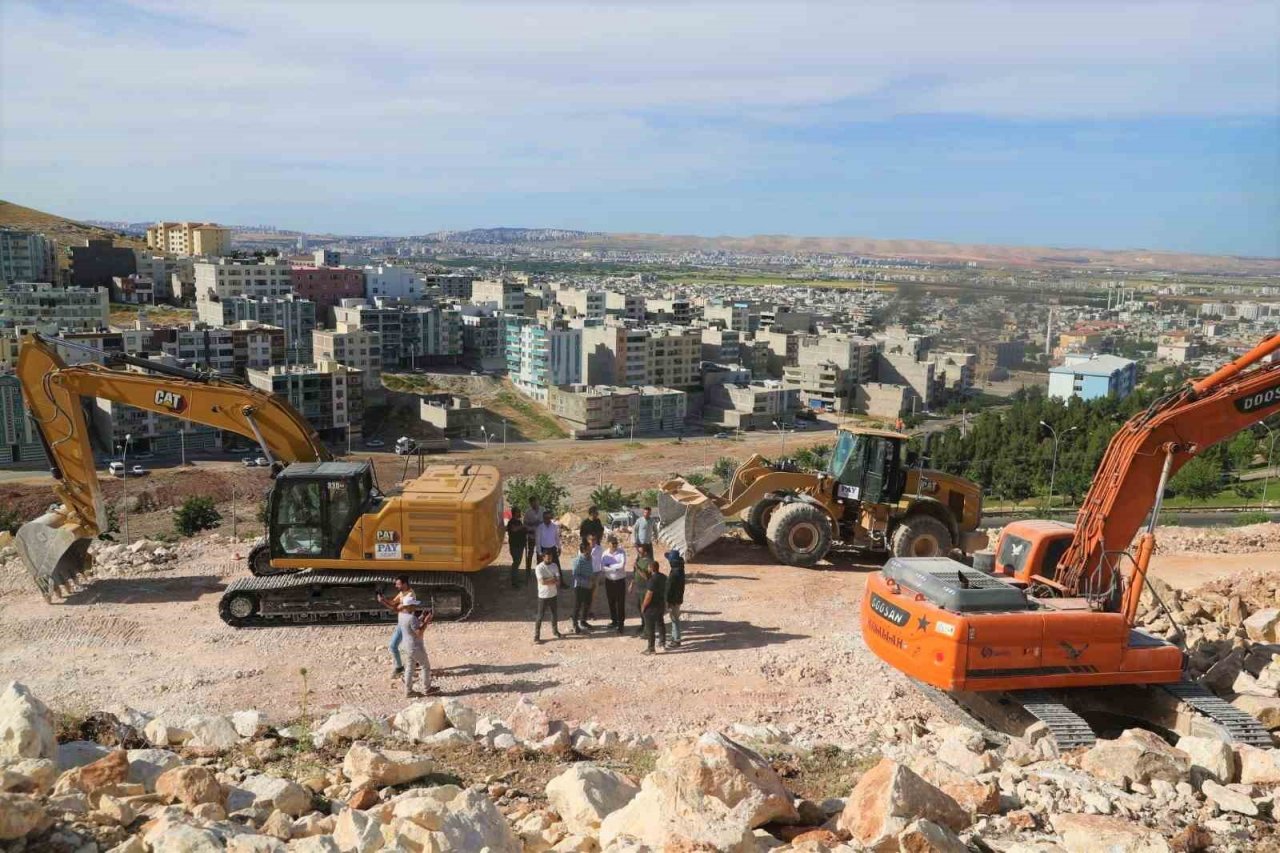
[1051, 354, 1136, 376]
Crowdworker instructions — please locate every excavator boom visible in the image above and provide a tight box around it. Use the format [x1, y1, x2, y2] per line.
[15, 333, 330, 598]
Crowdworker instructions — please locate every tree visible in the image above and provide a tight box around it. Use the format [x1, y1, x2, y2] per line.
[0, 506, 19, 535]
[173, 496, 222, 536]
[637, 488, 662, 509]
[792, 443, 833, 473]
[1233, 481, 1260, 502]
[505, 474, 569, 517]
[1227, 432, 1260, 472]
[589, 483, 637, 513]
[1167, 457, 1222, 501]
[712, 456, 738, 484]
[682, 472, 713, 488]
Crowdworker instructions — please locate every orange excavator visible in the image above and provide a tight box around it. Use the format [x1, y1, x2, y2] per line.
[861, 333, 1280, 747]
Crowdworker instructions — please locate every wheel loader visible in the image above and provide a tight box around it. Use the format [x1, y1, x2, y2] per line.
[659, 427, 987, 566]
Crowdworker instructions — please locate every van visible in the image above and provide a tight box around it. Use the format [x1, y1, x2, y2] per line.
[108, 462, 125, 477]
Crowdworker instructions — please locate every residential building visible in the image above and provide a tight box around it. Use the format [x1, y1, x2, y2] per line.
[363, 265, 424, 301]
[854, 383, 913, 419]
[133, 253, 194, 302]
[70, 238, 136, 289]
[0, 229, 57, 284]
[216, 294, 317, 363]
[146, 222, 232, 257]
[0, 374, 43, 464]
[878, 349, 937, 412]
[290, 266, 365, 316]
[645, 297, 692, 326]
[796, 334, 878, 382]
[471, 278, 526, 313]
[419, 394, 487, 439]
[161, 322, 284, 378]
[556, 287, 606, 320]
[312, 328, 383, 394]
[1157, 333, 1200, 363]
[783, 361, 857, 411]
[1048, 354, 1137, 402]
[194, 257, 293, 306]
[460, 308, 505, 372]
[248, 361, 363, 444]
[333, 300, 462, 369]
[758, 329, 800, 377]
[928, 350, 976, 399]
[54, 327, 174, 367]
[505, 317, 582, 400]
[110, 274, 155, 304]
[424, 273, 474, 300]
[764, 308, 816, 334]
[976, 339, 1024, 381]
[647, 325, 701, 388]
[313, 248, 341, 267]
[0, 283, 109, 333]
[548, 384, 687, 438]
[604, 290, 644, 321]
[703, 380, 799, 431]
[704, 300, 759, 333]
[701, 327, 742, 365]
[582, 323, 650, 386]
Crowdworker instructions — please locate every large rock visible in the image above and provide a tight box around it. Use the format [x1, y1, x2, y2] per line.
[1230, 694, 1280, 729]
[934, 727, 998, 776]
[1174, 736, 1236, 786]
[429, 788, 520, 853]
[1051, 813, 1170, 853]
[333, 807, 384, 853]
[155, 765, 224, 807]
[0, 682, 56, 760]
[0, 758, 56, 794]
[314, 709, 379, 748]
[144, 718, 190, 748]
[1235, 745, 1280, 784]
[1080, 729, 1189, 787]
[227, 774, 313, 817]
[393, 702, 449, 742]
[652, 730, 798, 827]
[510, 695, 552, 742]
[227, 837, 287, 853]
[0, 792, 51, 840]
[57, 740, 111, 770]
[441, 699, 478, 737]
[126, 748, 184, 791]
[1243, 608, 1280, 642]
[836, 759, 970, 852]
[1200, 648, 1246, 694]
[546, 764, 641, 836]
[231, 710, 268, 739]
[897, 818, 969, 853]
[287, 837, 340, 853]
[142, 818, 225, 853]
[905, 755, 1000, 815]
[1200, 780, 1257, 816]
[183, 715, 241, 752]
[57, 748, 128, 795]
[341, 743, 434, 788]
[597, 771, 758, 852]
[390, 795, 449, 830]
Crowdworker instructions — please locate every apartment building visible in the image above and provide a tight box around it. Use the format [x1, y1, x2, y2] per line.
[648, 325, 701, 388]
[797, 334, 878, 381]
[424, 273, 474, 300]
[757, 329, 800, 377]
[471, 278, 526, 313]
[1048, 354, 1137, 402]
[548, 384, 687, 438]
[0, 229, 57, 284]
[0, 374, 43, 464]
[290, 266, 365, 315]
[133, 253, 194, 302]
[53, 327, 174, 367]
[582, 323, 649, 386]
[193, 258, 293, 306]
[878, 350, 937, 411]
[419, 395, 487, 439]
[556, 287, 606, 320]
[703, 380, 799, 431]
[505, 317, 582, 401]
[1157, 332, 1201, 363]
[854, 382, 912, 419]
[783, 361, 857, 411]
[460, 308, 505, 372]
[312, 328, 383, 394]
[70, 238, 137, 289]
[216, 294, 317, 363]
[701, 327, 741, 365]
[333, 300, 462, 369]
[248, 361, 363, 444]
[704, 300, 759, 333]
[645, 297, 691, 325]
[976, 339, 1024, 380]
[928, 350, 976, 398]
[604, 290, 644, 322]
[313, 249, 341, 267]
[0, 282, 109, 333]
[146, 222, 233, 257]
[162, 322, 285, 378]
[763, 307, 816, 334]
[110, 274, 155, 304]
[363, 265, 423, 301]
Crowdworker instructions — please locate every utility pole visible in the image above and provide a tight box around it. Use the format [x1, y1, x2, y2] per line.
[121, 433, 132, 545]
[1263, 422, 1278, 509]
[1040, 421, 1077, 512]
[772, 420, 786, 457]
[179, 428, 186, 467]
[231, 480, 238, 540]
[1044, 307, 1053, 359]
[502, 419, 507, 448]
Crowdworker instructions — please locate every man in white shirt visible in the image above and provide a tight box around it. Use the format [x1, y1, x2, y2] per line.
[600, 535, 629, 634]
[535, 510, 562, 567]
[633, 506, 658, 549]
[522, 499, 544, 574]
[533, 550, 563, 643]
[589, 533, 605, 624]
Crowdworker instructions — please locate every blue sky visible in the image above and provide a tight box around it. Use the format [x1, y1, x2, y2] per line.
[1, 1, 1277, 256]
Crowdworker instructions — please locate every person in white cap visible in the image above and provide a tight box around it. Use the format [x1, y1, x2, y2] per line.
[398, 594, 436, 696]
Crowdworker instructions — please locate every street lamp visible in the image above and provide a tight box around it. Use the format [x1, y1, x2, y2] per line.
[121, 433, 132, 545]
[502, 419, 507, 448]
[179, 427, 186, 467]
[480, 425, 490, 450]
[772, 420, 787, 457]
[1040, 421, 1078, 513]
[1262, 422, 1278, 509]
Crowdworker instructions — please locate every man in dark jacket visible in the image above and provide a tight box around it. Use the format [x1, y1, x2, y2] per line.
[641, 558, 667, 655]
[579, 506, 605, 548]
[665, 549, 686, 648]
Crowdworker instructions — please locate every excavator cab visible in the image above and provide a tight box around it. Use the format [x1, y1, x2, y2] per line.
[267, 462, 377, 561]
[829, 429, 906, 505]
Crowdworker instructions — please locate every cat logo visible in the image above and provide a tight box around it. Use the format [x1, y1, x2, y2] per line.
[154, 390, 187, 413]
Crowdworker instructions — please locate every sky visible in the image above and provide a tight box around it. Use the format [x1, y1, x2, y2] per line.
[1, 1, 1277, 256]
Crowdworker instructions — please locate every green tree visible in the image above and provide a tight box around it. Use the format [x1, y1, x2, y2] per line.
[792, 443, 833, 472]
[1167, 457, 1222, 501]
[682, 472, 713, 488]
[173, 496, 222, 536]
[712, 456, 738, 484]
[1233, 480, 1260, 502]
[589, 483, 637, 513]
[505, 473, 570, 516]
[637, 488, 662, 509]
[1227, 432, 1260, 472]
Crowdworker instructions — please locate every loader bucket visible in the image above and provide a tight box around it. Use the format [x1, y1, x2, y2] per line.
[14, 512, 93, 602]
[657, 478, 727, 558]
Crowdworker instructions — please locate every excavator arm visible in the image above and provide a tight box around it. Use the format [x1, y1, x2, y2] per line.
[1058, 333, 1280, 595]
[14, 333, 331, 598]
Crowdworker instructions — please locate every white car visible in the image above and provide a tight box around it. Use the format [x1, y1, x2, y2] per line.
[254, 457, 269, 467]
[130, 464, 146, 476]
[365, 438, 386, 449]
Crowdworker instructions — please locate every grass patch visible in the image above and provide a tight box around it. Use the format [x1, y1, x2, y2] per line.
[766, 744, 882, 801]
[1232, 510, 1272, 526]
[383, 373, 441, 394]
[489, 389, 568, 440]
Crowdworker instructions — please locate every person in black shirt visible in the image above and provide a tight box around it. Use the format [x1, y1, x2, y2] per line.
[579, 506, 605, 548]
[506, 504, 527, 587]
[664, 549, 686, 648]
[641, 559, 667, 655]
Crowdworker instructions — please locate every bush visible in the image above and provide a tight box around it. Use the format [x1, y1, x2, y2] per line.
[0, 506, 19, 535]
[712, 457, 738, 484]
[682, 472, 713, 488]
[1168, 457, 1223, 501]
[506, 474, 569, 517]
[637, 488, 661, 509]
[589, 483, 637, 513]
[1232, 510, 1272, 527]
[173, 496, 222, 536]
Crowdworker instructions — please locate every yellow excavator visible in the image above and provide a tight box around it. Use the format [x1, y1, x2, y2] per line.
[13, 333, 503, 625]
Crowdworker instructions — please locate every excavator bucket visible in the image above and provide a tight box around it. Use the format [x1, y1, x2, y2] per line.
[657, 478, 727, 558]
[14, 512, 93, 602]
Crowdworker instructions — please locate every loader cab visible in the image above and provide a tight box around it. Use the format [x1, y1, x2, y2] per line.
[829, 429, 908, 505]
[268, 461, 377, 560]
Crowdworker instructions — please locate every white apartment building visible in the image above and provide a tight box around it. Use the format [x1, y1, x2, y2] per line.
[505, 318, 582, 401]
[471, 278, 526, 313]
[247, 361, 362, 443]
[312, 328, 383, 394]
[0, 283, 109, 333]
[556, 287, 606, 320]
[363, 264, 424, 301]
[194, 258, 293, 310]
[604, 290, 644, 321]
[0, 229, 57, 284]
[333, 299, 462, 368]
[132, 253, 195, 302]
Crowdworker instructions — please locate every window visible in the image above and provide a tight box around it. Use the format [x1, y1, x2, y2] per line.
[275, 480, 323, 557]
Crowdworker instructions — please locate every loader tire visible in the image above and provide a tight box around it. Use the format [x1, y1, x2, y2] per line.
[766, 502, 832, 567]
[890, 514, 952, 559]
[744, 498, 781, 546]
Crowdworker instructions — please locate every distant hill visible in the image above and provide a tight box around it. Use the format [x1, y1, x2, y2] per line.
[0, 200, 149, 251]
[419, 227, 601, 244]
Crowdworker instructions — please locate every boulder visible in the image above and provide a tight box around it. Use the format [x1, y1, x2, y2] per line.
[292, 814, 336, 838]
[1199, 648, 1246, 694]
[1230, 694, 1280, 729]
[653, 730, 799, 827]
[57, 740, 111, 770]
[836, 759, 969, 852]
[1235, 745, 1280, 784]
[227, 774, 313, 817]
[314, 709, 378, 748]
[145, 718, 190, 748]
[184, 715, 241, 752]
[430, 788, 520, 853]
[510, 695, 552, 742]
[1174, 736, 1236, 786]
[393, 701, 449, 742]
[1232, 670, 1278, 698]
[333, 807, 384, 853]
[1200, 780, 1257, 817]
[904, 755, 1000, 815]
[546, 764, 641, 836]
[1243, 608, 1280, 642]
[441, 699, 478, 737]
[0, 683, 56, 760]
[97, 793, 136, 826]
[0, 792, 51, 840]
[897, 818, 969, 853]
[537, 728, 573, 757]
[341, 743, 434, 788]
[597, 771, 757, 852]
[0, 757, 56, 794]
[231, 710, 268, 739]
[1080, 729, 1189, 787]
[126, 748, 184, 791]
[284, 836, 339, 852]
[142, 818, 225, 853]
[421, 728, 473, 749]
[57, 748, 128, 795]
[390, 795, 450, 830]
[1050, 813, 1171, 853]
[155, 765, 224, 808]
[227, 837, 287, 853]
[262, 810, 295, 840]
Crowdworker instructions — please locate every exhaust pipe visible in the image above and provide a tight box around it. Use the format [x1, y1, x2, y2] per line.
[14, 511, 93, 602]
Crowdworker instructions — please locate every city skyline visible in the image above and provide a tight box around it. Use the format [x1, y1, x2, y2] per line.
[1, 1, 1277, 257]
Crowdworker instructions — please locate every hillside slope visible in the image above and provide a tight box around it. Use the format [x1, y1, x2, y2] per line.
[0, 199, 148, 251]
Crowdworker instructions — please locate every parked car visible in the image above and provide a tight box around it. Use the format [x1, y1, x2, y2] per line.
[242, 457, 258, 468]
[365, 438, 386, 449]
[130, 464, 146, 476]
[108, 462, 125, 477]
[714, 432, 731, 439]
[254, 457, 268, 467]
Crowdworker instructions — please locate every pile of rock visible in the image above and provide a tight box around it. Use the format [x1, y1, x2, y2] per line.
[1154, 521, 1280, 555]
[3, 679, 1278, 852]
[1137, 575, 1280, 730]
[89, 539, 180, 576]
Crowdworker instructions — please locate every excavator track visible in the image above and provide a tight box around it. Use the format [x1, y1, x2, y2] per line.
[909, 680, 1007, 744]
[218, 571, 476, 628]
[1015, 690, 1097, 750]
[1160, 681, 1275, 747]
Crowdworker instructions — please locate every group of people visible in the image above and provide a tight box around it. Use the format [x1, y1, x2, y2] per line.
[510, 501, 686, 654]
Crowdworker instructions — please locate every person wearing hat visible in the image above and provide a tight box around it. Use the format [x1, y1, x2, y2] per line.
[665, 549, 686, 648]
[398, 594, 436, 697]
